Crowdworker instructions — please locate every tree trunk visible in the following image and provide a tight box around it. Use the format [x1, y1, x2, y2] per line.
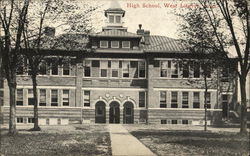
[32, 74, 40, 131]
[204, 75, 208, 131]
[8, 82, 17, 135]
[239, 76, 247, 134]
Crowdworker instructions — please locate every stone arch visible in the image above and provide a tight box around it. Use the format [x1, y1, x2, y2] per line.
[95, 101, 106, 123]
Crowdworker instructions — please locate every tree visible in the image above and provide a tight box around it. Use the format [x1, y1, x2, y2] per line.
[178, 0, 249, 134]
[21, 0, 98, 130]
[0, 0, 29, 135]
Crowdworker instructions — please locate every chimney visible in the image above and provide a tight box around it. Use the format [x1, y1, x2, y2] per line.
[44, 27, 55, 37]
[136, 24, 144, 35]
[144, 30, 150, 45]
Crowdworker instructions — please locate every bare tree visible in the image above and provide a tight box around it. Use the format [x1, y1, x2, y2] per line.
[21, 0, 98, 130]
[0, 0, 29, 135]
[178, 0, 249, 134]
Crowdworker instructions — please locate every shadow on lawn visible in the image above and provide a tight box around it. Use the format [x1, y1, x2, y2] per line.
[131, 130, 233, 139]
[131, 130, 248, 156]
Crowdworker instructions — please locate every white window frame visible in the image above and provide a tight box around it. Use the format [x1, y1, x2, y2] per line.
[111, 41, 119, 48]
[83, 90, 90, 107]
[100, 60, 108, 77]
[51, 89, 58, 106]
[139, 91, 146, 108]
[160, 91, 167, 108]
[62, 64, 70, 76]
[115, 15, 121, 23]
[122, 41, 130, 48]
[62, 90, 70, 106]
[39, 89, 46, 106]
[122, 61, 130, 78]
[84, 60, 91, 77]
[28, 89, 34, 106]
[50, 63, 59, 76]
[111, 60, 119, 78]
[100, 40, 108, 48]
[16, 89, 24, 106]
[171, 91, 178, 108]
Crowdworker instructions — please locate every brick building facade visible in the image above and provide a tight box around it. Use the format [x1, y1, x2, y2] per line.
[0, 2, 237, 125]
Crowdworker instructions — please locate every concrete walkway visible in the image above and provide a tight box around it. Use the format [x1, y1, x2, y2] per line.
[108, 124, 156, 156]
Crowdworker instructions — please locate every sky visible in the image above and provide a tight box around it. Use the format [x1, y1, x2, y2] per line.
[92, 0, 183, 39]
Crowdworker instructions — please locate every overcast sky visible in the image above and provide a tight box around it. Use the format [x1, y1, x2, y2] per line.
[91, 0, 184, 39]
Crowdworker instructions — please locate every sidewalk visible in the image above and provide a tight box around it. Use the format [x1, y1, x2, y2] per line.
[108, 124, 156, 156]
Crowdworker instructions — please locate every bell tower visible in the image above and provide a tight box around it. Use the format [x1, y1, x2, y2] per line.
[103, 1, 127, 32]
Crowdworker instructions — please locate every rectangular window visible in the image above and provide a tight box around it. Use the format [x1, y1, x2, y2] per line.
[206, 92, 211, 109]
[17, 117, 24, 123]
[28, 89, 34, 105]
[160, 61, 168, 77]
[222, 68, 229, 82]
[39, 62, 47, 75]
[16, 89, 23, 106]
[109, 15, 114, 23]
[122, 41, 130, 48]
[193, 92, 200, 108]
[84, 60, 91, 77]
[51, 90, 58, 106]
[39, 89, 46, 106]
[100, 41, 108, 48]
[115, 16, 121, 23]
[171, 92, 178, 108]
[63, 64, 70, 75]
[111, 41, 119, 48]
[131, 61, 138, 78]
[172, 120, 177, 124]
[111, 61, 119, 77]
[62, 90, 69, 106]
[182, 92, 189, 108]
[161, 120, 167, 124]
[83, 91, 90, 107]
[171, 62, 178, 78]
[28, 118, 35, 123]
[51, 63, 58, 75]
[122, 61, 130, 78]
[92, 60, 100, 67]
[194, 62, 200, 78]
[138, 61, 145, 78]
[160, 91, 167, 108]
[139, 92, 146, 107]
[100, 60, 108, 77]
[182, 120, 188, 124]
[182, 62, 189, 78]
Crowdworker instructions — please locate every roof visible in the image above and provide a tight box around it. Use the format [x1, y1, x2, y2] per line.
[39, 34, 89, 51]
[143, 35, 187, 53]
[90, 30, 141, 38]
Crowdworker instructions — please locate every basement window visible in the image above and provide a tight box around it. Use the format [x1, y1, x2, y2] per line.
[161, 120, 167, 124]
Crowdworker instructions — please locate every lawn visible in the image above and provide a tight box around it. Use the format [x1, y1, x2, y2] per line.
[125, 125, 249, 156]
[0, 124, 111, 156]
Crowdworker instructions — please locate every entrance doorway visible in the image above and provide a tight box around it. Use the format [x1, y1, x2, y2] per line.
[123, 102, 134, 124]
[109, 101, 120, 123]
[95, 101, 106, 123]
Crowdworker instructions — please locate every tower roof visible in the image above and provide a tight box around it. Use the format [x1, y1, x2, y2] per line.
[105, 0, 125, 17]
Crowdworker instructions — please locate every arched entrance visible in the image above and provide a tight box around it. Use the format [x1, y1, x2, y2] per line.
[123, 102, 134, 124]
[95, 101, 106, 123]
[109, 101, 120, 123]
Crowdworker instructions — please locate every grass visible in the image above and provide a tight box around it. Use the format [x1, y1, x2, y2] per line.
[0, 124, 111, 156]
[125, 124, 249, 156]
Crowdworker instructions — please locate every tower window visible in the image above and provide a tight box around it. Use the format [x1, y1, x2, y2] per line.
[109, 15, 114, 23]
[116, 16, 121, 23]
